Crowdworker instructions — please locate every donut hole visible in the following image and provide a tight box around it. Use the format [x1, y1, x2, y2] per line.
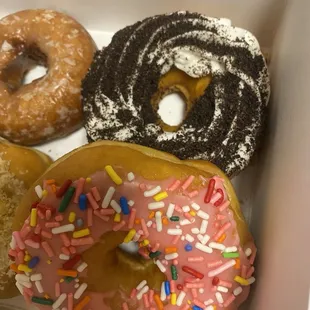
[152, 68, 212, 132]
[81, 231, 165, 294]
[23, 64, 47, 85]
[158, 92, 187, 128]
[119, 241, 139, 254]
[0, 43, 47, 92]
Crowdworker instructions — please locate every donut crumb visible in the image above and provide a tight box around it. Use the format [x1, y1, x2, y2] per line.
[0, 155, 26, 291]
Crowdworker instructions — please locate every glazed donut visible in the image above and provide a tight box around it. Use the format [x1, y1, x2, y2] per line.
[0, 139, 52, 298]
[82, 11, 270, 177]
[11, 141, 256, 309]
[0, 9, 96, 145]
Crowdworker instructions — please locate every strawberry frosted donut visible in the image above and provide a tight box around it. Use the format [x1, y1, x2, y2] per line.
[11, 141, 256, 309]
[0, 9, 96, 145]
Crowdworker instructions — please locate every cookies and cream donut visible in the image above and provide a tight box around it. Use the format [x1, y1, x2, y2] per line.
[0, 139, 52, 298]
[82, 11, 270, 177]
[11, 141, 256, 309]
[0, 9, 96, 145]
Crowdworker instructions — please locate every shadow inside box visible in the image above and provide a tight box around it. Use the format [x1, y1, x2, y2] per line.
[231, 94, 278, 310]
[231, 164, 260, 310]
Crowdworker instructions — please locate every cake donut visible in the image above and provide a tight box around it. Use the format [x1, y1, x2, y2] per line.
[11, 141, 256, 309]
[82, 11, 270, 177]
[0, 139, 52, 298]
[0, 9, 96, 145]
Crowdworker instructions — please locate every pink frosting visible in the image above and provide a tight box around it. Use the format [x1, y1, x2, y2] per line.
[10, 167, 256, 310]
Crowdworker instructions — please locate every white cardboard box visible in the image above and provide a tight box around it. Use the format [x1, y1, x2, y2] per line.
[1, 0, 309, 309]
